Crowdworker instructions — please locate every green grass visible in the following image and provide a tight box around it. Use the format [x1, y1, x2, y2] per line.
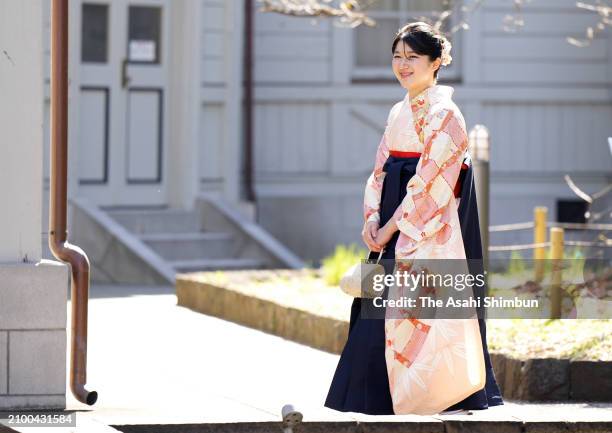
[487, 318, 612, 361]
[503, 246, 586, 277]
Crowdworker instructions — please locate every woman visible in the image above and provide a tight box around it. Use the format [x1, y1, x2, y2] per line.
[324, 22, 504, 415]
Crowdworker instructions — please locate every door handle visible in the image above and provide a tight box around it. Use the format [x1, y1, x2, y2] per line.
[121, 58, 131, 89]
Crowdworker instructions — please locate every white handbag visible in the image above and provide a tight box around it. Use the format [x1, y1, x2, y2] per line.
[339, 248, 386, 298]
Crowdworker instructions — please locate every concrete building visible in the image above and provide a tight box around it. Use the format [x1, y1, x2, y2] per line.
[33, 0, 612, 275]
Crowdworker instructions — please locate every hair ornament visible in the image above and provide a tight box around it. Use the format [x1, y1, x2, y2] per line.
[440, 38, 452, 66]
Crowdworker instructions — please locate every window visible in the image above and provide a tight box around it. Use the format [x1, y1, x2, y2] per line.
[353, 0, 461, 81]
[81, 3, 109, 63]
[127, 6, 162, 64]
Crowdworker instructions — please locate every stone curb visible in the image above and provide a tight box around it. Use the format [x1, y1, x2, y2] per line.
[176, 274, 612, 403]
[490, 354, 612, 402]
[111, 420, 612, 433]
[176, 278, 348, 354]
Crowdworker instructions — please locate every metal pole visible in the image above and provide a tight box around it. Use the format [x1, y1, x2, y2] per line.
[469, 124, 490, 275]
[243, 0, 255, 204]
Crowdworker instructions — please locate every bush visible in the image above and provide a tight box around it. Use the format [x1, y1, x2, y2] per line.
[321, 243, 368, 286]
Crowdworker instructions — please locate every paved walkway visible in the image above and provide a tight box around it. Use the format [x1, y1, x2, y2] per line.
[13, 283, 610, 431]
[68, 283, 347, 425]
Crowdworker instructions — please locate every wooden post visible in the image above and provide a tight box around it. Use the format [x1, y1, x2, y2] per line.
[534, 206, 547, 282]
[549, 227, 564, 319]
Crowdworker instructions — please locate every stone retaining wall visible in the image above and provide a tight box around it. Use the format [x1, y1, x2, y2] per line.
[490, 354, 611, 402]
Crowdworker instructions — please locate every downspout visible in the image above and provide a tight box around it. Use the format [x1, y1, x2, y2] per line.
[48, 0, 98, 406]
[243, 0, 256, 204]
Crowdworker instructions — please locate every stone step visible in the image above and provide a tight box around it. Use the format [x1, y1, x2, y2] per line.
[140, 231, 238, 260]
[139, 232, 232, 242]
[170, 258, 267, 273]
[105, 208, 201, 234]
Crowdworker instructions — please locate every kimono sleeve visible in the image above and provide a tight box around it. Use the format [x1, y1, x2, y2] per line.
[391, 108, 468, 246]
[363, 105, 397, 225]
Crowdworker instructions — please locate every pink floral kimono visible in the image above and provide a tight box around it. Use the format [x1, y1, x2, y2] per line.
[363, 84, 486, 415]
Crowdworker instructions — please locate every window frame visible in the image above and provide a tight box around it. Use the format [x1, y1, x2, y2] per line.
[351, 0, 462, 82]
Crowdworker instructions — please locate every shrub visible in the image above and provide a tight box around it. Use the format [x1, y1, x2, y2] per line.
[321, 243, 368, 286]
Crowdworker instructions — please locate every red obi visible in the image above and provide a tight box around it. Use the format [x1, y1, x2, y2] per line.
[388, 150, 468, 198]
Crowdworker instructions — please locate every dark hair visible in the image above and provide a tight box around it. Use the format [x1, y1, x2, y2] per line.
[391, 21, 448, 81]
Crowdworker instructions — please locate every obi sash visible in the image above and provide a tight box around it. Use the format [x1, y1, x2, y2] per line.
[377, 150, 469, 229]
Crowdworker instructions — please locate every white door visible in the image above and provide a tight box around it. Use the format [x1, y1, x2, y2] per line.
[78, 0, 170, 206]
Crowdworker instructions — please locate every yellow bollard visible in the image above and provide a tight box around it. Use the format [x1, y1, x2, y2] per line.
[549, 227, 564, 319]
[533, 207, 547, 282]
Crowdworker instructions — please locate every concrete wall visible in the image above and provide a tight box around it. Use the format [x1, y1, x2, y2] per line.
[0, 0, 45, 264]
[199, 0, 243, 202]
[0, 262, 68, 409]
[0, 0, 68, 410]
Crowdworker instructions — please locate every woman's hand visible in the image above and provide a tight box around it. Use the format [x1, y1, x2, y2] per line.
[362, 221, 382, 252]
[373, 219, 398, 250]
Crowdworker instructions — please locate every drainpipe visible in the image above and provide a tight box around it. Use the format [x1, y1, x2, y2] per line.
[49, 0, 98, 406]
[243, 0, 256, 204]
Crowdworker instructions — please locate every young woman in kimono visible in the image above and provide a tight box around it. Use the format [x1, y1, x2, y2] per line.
[325, 22, 504, 415]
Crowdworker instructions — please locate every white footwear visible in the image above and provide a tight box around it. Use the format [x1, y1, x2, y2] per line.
[439, 408, 473, 415]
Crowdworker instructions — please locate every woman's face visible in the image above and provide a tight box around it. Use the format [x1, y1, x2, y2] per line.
[392, 40, 440, 92]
